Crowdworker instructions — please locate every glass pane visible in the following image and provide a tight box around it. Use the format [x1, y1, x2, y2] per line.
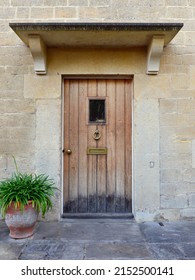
[89, 99, 106, 123]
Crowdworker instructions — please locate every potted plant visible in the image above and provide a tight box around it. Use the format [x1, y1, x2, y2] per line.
[0, 156, 58, 239]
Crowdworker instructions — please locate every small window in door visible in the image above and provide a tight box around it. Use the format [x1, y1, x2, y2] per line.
[89, 99, 106, 123]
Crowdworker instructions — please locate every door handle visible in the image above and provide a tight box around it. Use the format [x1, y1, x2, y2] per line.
[66, 149, 72, 155]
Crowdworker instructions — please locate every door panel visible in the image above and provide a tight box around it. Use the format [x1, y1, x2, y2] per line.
[64, 78, 132, 213]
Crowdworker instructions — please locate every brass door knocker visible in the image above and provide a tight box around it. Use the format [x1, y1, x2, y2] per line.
[93, 129, 101, 141]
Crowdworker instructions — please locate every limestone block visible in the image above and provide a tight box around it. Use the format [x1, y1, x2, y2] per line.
[160, 113, 178, 126]
[0, 21, 11, 32]
[0, 7, 16, 19]
[158, 209, 181, 221]
[161, 194, 188, 209]
[55, 7, 77, 18]
[44, 0, 67, 5]
[0, 113, 35, 127]
[69, 0, 88, 6]
[0, 99, 35, 114]
[24, 74, 61, 99]
[183, 54, 195, 65]
[160, 153, 191, 170]
[176, 114, 192, 126]
[0, 74, 23, 91]
[166, 7, 193, 18]
[89, 0, 110, 6]
[16, 7, 30, 18]
[35, 149, 61, 184]
[0, 127, 35, 141]
[192, 140, 195, 168]
[134, 152, 160, 216]
[162, 54, 182, 65]
[134, 98, 159, 154]
[178, 98, 195, 114]
[188, 194, 195, 207]
[176, 127, 195, 140]
[0, 140, 34, 155]
[160, 169, 181, 183]
[5, 155, 35, 175]
[0, 67, 5, 74]
[30, 7, 53, 19]
[165, 0, 187, 6]
[185, 32, 195, 45]
[135, 74, 171, 99]
[171, 90, 195, 99]
[160, 99, 177, 114]
[35, 147, 61, 220]
[134, 211, 159, 222]
[171, 74, 189, 89]
[160, 64, 189, 75]
[111, 0, 129, 7]
[161, 182, 195, 197]
[0, 156, 6, 176]
[190, 67, 195, 89]
[180, 208, 195, 219]
[79, 6, 116, 20]
[11, 0, 44, 6]
[36, 99, 61, 150]
[161, 183, 180, 196]
[188, 0, 195, 5]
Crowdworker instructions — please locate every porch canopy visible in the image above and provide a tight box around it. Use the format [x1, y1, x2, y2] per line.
[9, 22, 183, 75]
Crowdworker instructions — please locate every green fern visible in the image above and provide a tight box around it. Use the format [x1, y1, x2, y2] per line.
[0, 156, 58, 218]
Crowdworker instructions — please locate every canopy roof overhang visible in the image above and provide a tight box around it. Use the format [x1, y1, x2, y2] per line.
[10, 22, 183, 75]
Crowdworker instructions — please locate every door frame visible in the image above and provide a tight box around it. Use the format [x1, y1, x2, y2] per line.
[61, 75, 134, 216]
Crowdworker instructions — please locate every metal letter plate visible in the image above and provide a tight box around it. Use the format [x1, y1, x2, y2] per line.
[87, 147, 107, 155]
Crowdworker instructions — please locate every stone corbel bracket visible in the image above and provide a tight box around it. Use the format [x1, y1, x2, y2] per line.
[28, 35, 47, 75]
[147, 35, 165, 75]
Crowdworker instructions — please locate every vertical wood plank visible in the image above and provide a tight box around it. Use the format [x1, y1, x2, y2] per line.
[97, 80, 107, 212]
[106, 80, 116, 212]
[63, 80, 70, 212]
[115, 80, 125, 212]
[87, 79, 97, 212]
[63, 78, 132, 214]
[78, 80, 88, 212]
[68, 80, 79, 212]
[125, 80, 132, 212]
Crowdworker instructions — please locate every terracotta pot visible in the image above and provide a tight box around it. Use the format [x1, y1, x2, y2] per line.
[5, 201, 38, 239]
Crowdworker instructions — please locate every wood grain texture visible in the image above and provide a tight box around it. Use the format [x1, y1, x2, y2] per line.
[64, 78, 132, 213]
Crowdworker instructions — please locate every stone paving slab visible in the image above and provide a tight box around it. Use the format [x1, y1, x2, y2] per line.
[0, 219, 195, 260]
[85, 242, 153, 260]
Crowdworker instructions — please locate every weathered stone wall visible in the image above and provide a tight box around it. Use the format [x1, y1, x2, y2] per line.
[0, 0, 195, 221]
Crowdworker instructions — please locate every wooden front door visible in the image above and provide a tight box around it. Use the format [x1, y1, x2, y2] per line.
[63, 78, 132, 213]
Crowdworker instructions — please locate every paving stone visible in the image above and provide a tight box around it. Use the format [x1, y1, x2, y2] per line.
[85, 242, 153, 260]
[19, 240, 84, 260]
[139, 222, 183, 243]
[179, 243, 195, 259]
[1, 220, 195, 260]
[0, 222, 10, 241]
[59, 220, 144, 243]
[147, 243, 185, 260]
[0, 242, 25, 260]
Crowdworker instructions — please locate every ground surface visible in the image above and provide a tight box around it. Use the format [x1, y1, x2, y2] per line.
[0, 219, 195, 260]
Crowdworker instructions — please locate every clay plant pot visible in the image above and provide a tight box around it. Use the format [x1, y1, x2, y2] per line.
[5, 201, 38, 239]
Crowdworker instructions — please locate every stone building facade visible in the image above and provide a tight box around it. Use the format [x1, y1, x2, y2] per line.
[0, 0, 195, 221]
